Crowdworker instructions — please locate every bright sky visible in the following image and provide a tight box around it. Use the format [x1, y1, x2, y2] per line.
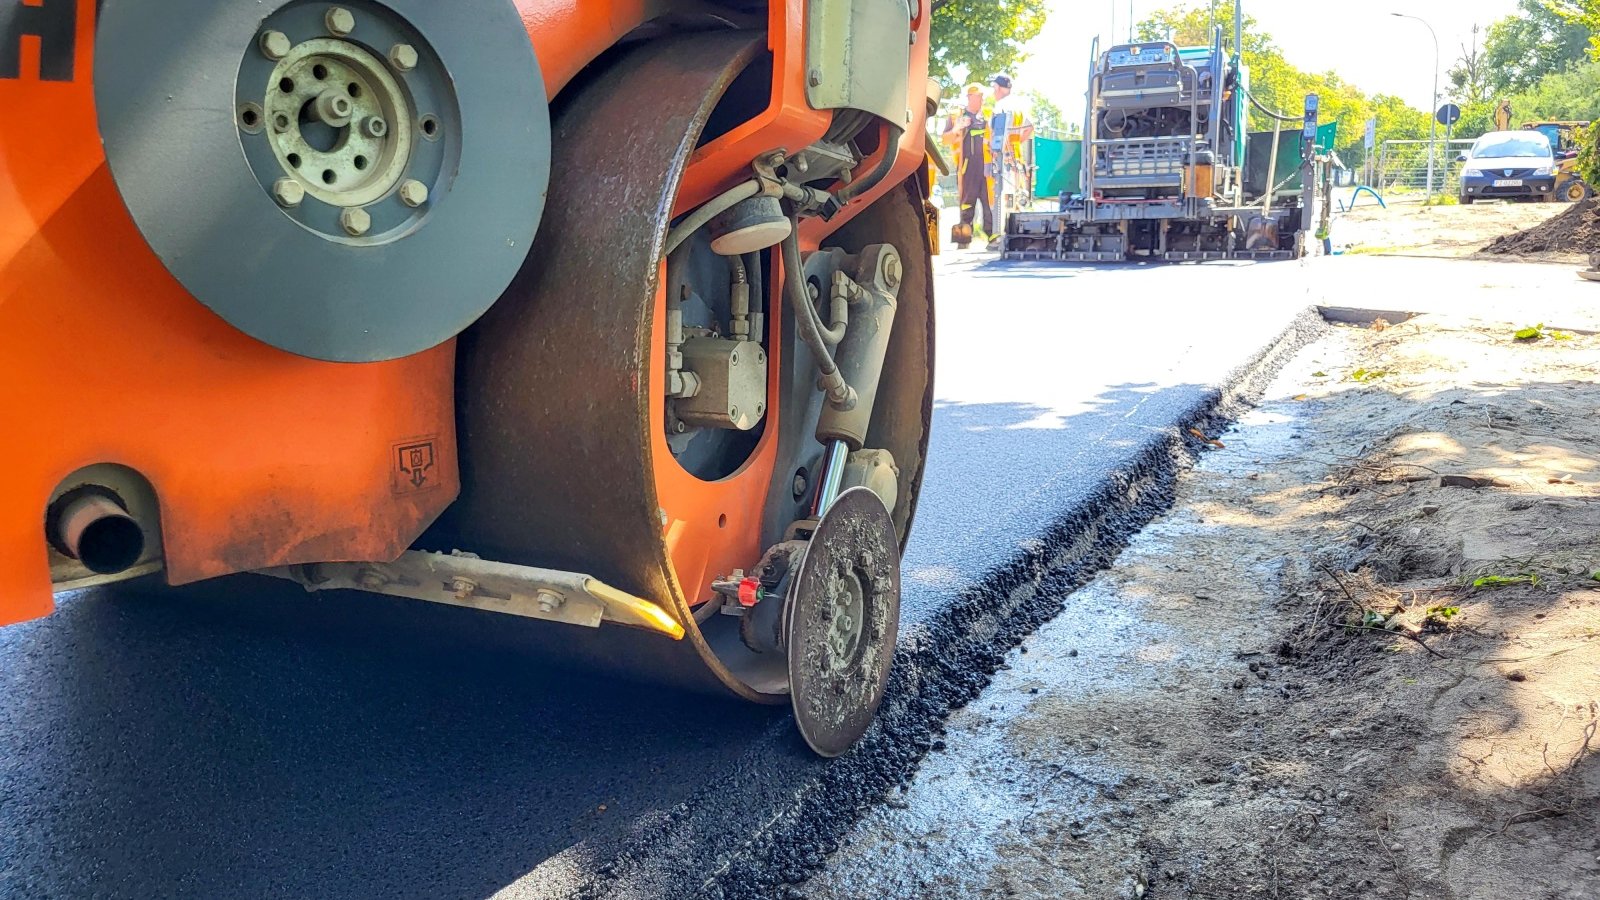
[1011, 0, 1522, 123]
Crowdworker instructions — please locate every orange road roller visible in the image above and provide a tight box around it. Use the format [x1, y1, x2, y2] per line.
[1, 0, 939, 755]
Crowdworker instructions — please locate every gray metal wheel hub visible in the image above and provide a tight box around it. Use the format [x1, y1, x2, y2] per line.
[95, 0, 551, 362]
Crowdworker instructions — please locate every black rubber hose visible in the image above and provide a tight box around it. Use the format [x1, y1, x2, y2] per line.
[781, 215, 856, 410]
[836, 124, 905, 205]
[1245, 90, 1302, 124]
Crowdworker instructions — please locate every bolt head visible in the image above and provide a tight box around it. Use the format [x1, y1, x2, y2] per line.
[259, 30, 291, 61]
[340, 207, 371, 236]
[883, 254, 903, 288]
[398, 179, 430, 208]
[272, 178, 305, 208]
[325, 7, 356, 36]
[389, 43, 419, 72]
[362, 116, 389, 138]
[808, 67, 823, 87]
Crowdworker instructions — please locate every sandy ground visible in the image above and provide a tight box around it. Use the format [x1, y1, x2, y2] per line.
[1334, 199, 1573, 261]
[805, 311, 1600, 899]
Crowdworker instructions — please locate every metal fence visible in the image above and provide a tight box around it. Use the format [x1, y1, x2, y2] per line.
[1373, 139, 1475, 196]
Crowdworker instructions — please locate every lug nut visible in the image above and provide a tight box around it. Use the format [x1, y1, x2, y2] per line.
[259, 30, 291, 61]
[398, 179, 429, 208]
[389, 43, 418, 72]
[340, 207, 371, 236]
[325, 7, 356, 36]
[362, 116, 389, 138]
[272, 178, 305, 208]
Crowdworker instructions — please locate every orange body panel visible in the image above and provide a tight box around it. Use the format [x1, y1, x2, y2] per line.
[0, 0, 931, 625]
[1, 1, 457, 626]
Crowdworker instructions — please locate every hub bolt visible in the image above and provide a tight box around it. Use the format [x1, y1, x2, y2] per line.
[389, 43, 419, 72]
[398, 179, 430, 208]
[362, 116, 389, 138]
[272, 178, 305, 208]
[340, 207, 372, 236]
[883, 254, 903, 289]
[325, 7, 356, 37]
[314, 92, 354, 126]
[259, 30, 291, 61]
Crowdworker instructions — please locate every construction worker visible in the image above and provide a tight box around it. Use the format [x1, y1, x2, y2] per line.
[989, 73, 1034, 250]
[942, 83, 994, 249]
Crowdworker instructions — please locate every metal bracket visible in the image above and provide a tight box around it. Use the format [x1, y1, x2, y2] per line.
[262, 550, 685, 639]
[805, 0, 912, 125]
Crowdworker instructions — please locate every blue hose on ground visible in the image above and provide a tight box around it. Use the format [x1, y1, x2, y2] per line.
[1346, 185, 1386, 211]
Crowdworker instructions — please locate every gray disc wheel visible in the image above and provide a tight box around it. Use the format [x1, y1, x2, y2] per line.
[95, 0, 550, 362]
[786, 487, 902, 757]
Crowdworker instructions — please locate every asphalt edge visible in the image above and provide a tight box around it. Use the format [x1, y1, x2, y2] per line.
[576, 304, 1331, 900]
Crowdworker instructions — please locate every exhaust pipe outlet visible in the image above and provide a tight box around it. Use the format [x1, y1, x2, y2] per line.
[49, 490, 147, 576]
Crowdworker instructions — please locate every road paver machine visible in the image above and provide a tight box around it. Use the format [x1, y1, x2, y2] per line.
[1, 0, 939, 755]
[1004, 24, 1324, 262]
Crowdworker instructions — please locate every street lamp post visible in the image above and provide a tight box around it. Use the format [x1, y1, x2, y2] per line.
[1391, 12, 1440, 202]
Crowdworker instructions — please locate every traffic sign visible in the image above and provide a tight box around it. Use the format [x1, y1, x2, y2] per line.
[1436, 103, 1462, 127]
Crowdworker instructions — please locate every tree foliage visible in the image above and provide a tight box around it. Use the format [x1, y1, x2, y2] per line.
[928, 0, 1048, 88]
[1485, 0, 1590, 94]
[1025, 91, 1070, 135]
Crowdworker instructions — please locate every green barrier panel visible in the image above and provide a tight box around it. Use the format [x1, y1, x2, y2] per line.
[1033, 136, 1081, 199]
[1245, 122, 1339, 197]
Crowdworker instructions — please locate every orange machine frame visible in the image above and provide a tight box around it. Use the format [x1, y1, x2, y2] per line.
[0, 0, 931, 627]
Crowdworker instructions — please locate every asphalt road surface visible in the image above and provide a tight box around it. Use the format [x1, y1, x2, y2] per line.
[0, 253, 1315, 899]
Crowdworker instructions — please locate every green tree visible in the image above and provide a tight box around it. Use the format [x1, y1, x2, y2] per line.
[1486, 0, 1590, 93]
[928, 0, 1048, 88]
[1507, 58, 1600, 120]
[1025, 91, 1068, 134]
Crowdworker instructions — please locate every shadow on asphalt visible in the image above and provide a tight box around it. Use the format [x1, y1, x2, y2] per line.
[0, 382, 1230, 899]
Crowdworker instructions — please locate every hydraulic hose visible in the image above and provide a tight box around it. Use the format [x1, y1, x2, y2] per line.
[1244, 90, 1302, 124]
[835, 125, 905, 206]
[664, 179, 761, 256]
[781, 215, 856, 411]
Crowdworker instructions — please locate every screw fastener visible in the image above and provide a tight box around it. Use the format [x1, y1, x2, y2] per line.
[259, 30, 291, 61]
[325, 7, 356, 36]
[362, 116, 389, 138]
[398, 179, 430, 208]
[340, 207, 371, 236]
[272, 178, 305, 208]
[389, 43, 419, 72]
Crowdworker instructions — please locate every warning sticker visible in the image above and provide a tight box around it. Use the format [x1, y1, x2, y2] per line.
[392, 437, 441, 495]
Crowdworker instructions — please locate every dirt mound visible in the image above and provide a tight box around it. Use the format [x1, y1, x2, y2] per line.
[1484, 196, 1600, 256]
